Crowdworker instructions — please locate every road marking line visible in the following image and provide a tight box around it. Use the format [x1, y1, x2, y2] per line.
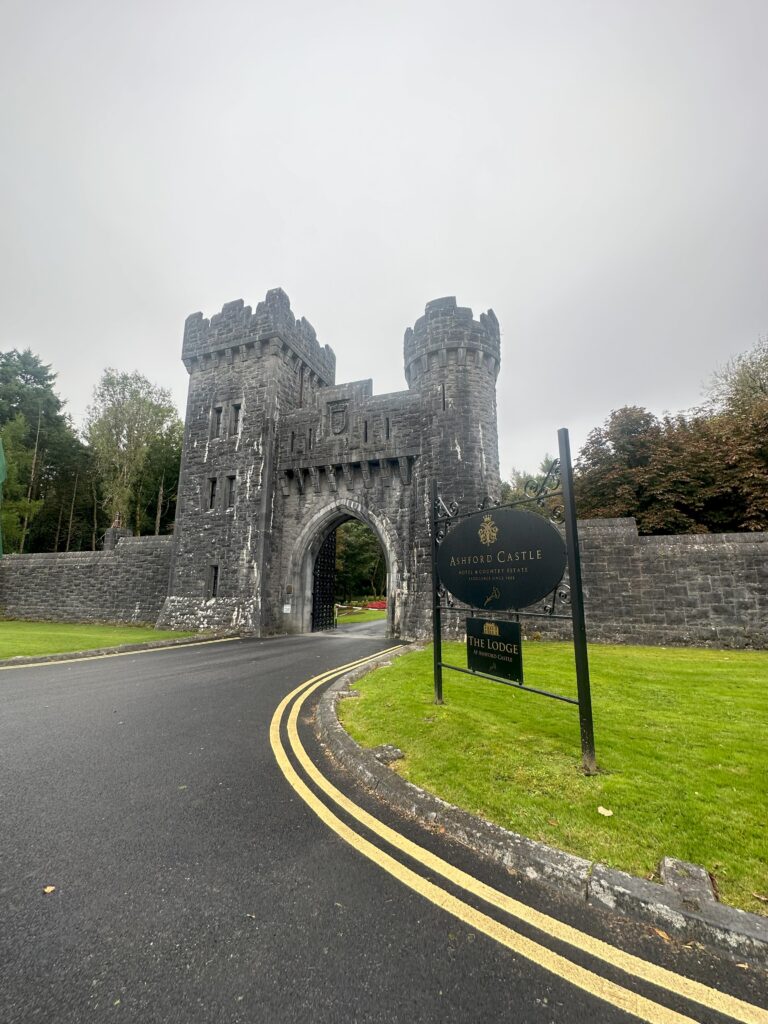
[0, 636, 241, 672]
[273, 663, 768, 1024]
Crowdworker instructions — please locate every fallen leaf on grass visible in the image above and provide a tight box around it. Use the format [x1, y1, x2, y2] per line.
[653, 928, 671, 944]
[597, 806, 613, 817]
[547, 819, 559, 826]
[736, 963, 750, 971]
[43, 886, 56, 894]
[752, 892, 768, 903]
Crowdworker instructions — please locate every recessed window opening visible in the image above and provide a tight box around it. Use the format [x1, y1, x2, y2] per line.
[209, 564, 219, 598]
[231, 403, 241, 435]
[208, 477, 218, 509]
[364, 420, 368, 443]
[213, 406, 223, 437]
[385, 417, 390, 440]
[441, 384, 446, 411]
[291, 431, 295, 453]
[308, 428, 313, 450]
[299, 365, 304, 407]
[226, 475, 236, 508]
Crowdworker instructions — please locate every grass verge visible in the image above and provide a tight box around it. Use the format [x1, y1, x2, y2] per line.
[339, 642, 768, 915]
[336, 609, 388, 624]
[0, 621, 195, 659]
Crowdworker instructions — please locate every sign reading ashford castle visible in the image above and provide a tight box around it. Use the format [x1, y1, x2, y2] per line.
[437, 507, 567, 612]
[430, 429, 597, 774]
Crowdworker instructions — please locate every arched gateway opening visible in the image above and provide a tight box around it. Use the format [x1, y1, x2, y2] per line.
[287, 499, 401, 638]
[311, 519, 387, 631]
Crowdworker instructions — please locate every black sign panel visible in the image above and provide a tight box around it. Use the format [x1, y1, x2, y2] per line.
[437, 507, 567, 611]
[467, 618, 523, 682]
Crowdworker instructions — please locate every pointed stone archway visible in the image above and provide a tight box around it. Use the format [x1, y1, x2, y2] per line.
[285, 498, 402, 637]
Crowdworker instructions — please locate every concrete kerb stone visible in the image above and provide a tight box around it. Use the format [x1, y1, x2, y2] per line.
[0, 632, 239, 669]
[315, 652, 768, 968]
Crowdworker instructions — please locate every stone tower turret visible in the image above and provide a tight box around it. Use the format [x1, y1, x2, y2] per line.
[404, 296, 501, 506]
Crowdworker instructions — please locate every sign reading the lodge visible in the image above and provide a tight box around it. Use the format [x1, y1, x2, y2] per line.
[436, 507, 567, 611]
[467, 618, 523, 683]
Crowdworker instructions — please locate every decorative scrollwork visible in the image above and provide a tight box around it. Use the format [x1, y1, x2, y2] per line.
[437, 583, 455, 608]
[539, 580, 571, 615]
[523, 458, 560, 502]
[548, 503, 565, 525]
[435, 496, 459, 521]
[477, 494, 501, 512]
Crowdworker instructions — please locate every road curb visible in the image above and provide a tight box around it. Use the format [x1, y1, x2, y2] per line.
[315, 653, 768, 967]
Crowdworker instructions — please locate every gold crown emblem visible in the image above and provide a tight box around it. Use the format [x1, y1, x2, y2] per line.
[483, 622, 500, 636]
[478, 515, 498, 546]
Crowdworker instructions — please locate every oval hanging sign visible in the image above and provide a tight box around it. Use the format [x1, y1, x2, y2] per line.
[437, 507, 567, 611]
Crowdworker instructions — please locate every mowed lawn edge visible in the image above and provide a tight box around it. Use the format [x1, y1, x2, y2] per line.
[336, 609, 388, 625]
[339, 642, 768, 916]
[0, 621, 195, 659]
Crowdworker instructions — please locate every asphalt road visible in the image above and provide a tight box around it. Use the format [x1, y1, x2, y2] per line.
[1, 627, 765, 1023]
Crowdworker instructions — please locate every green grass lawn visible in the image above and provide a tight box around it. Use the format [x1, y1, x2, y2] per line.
[339, 642, 768, 915]
[336, 609, 388, 624]
[0, 621, 195, 659]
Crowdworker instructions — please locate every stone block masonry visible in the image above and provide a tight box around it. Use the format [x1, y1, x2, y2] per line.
[0, 536, 173, 625]
[576, 519, 768, 648]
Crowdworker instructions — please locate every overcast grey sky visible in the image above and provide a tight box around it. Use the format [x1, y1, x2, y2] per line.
[2, 0, 766, 475]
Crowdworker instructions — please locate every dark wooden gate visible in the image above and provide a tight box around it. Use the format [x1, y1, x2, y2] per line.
[311, 530, 337, 631]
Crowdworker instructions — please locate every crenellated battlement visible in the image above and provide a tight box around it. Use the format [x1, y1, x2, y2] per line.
[182, 288, 336, 385]
[403, 296, 500, 387]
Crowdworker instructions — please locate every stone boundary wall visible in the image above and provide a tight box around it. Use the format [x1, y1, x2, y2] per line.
[0, 520, 765, 647]
[549, 519, 767, 649]
[0, 536, 173, 626]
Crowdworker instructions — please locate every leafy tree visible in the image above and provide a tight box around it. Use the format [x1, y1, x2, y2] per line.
[335, 520, 386, 601]
[573, 404, 768, 534]
[132, 420, 183, 536]
[85, 370, 181, 531]
[0, 415, 43, 551]
[0, 349, 63, 429]
[500, 454, 557, 506]
[706, 334, 768, 414]
[0, 350, 91, 552]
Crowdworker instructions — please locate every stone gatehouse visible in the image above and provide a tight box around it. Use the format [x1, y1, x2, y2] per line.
[156, 289, 501, 638]
[2, 287, 766, 648]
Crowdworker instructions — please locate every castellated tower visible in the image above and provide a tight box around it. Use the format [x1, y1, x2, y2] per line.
[156, 288, 335, 632]
[404, 296, 501, 507]
[157, 290, 501, 639]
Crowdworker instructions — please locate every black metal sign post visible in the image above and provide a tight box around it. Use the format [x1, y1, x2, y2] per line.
[430, 477, 444, 705]
[429, 427, 597, 774]
[558, 427, 596, 774]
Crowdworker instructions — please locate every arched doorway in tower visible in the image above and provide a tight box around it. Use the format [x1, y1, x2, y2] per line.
[310, 517, 387, 632]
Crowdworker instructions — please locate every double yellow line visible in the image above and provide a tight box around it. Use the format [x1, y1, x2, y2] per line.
[270, 649, 768, 1024]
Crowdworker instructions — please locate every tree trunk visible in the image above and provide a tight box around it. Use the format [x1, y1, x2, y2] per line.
[155, 474, 164, 535]
[92, 478, 98, 550]
[53, 505, 64, 552]
[66, 471, 79, 552]
[19, 407, 42, 554]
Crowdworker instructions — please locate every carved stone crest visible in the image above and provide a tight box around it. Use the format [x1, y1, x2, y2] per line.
[329, 401, 348, 435]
